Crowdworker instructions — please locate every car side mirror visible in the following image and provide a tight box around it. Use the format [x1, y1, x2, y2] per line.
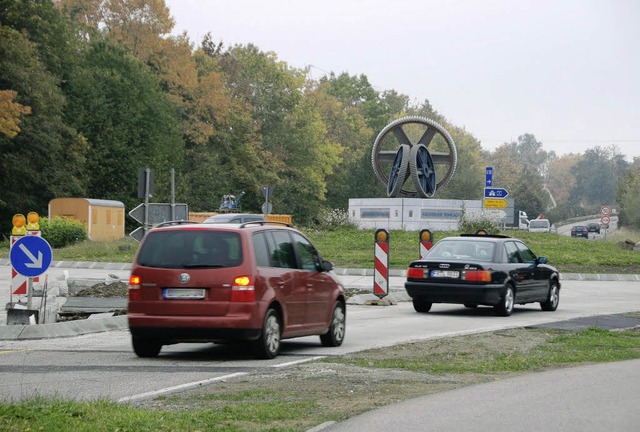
[537, 256, 548, 265]
[320, 260, 333, 272]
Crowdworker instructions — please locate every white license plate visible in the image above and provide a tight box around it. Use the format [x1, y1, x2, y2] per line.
[164, 288, 205, 299]
[430, 270, 460, 278]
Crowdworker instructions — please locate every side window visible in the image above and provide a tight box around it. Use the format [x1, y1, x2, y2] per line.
[504, 242, 521, 263]
[292, 232, 319, 271]
[253, 232, 271, 267]
[516, 242, 537, 263]
[269, 230, 297, 269]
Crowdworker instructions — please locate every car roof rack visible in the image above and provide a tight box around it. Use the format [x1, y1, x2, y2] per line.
[239, 220, 293, 228]
[155, 220, 199, 228]
[460, 233, 510, 238]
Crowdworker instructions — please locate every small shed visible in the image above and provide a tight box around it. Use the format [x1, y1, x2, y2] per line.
[48, 198, 125, 241]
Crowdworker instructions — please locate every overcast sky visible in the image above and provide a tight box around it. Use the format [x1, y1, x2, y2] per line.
[166, 0, 640, 160]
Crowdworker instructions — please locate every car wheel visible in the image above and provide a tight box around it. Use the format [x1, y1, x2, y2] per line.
[320, 302, 346, 347]
[494, 286, 514, 316]
[132, 337, 162, 358]
[540, 280, 560, 311]
[253, 308, 281, 359]
[412, 298, 432, 313]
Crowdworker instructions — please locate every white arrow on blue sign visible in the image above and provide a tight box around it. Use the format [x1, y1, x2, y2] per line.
[484, 187, 509, 198]
[485, 167, 493, 186]
[10, 236, 53, 278]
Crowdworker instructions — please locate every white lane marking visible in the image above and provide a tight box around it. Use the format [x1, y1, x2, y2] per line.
[273, 356, 325, 368]
[118, 357, 324, 402]
[117, 372, 247, 403]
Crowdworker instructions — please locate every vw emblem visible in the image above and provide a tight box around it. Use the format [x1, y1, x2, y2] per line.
[179, 273, 190, 284]
[439, 263, 450, 269]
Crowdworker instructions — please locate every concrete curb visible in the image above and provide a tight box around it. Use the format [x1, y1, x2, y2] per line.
[0, 315, 128, 340]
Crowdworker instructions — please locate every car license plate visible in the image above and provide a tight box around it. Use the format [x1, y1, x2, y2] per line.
[430, 270, 460, 278]
[163, 288, 205, 299]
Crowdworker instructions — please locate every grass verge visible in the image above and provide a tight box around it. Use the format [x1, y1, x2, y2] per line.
[0, 326, 638, 432]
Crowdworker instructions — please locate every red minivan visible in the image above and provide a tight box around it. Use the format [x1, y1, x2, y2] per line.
[128, 221, 346, 359]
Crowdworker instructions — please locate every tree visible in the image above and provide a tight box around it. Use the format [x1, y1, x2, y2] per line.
[512, 167, 551, 220]
[0, 25, 88, 235]
[59, 0, 174, 61]
[216, 44, 344, 223]
[64, 39, 182, 208]
[0, 90, 31, 138]
[570, 145, 628, 210]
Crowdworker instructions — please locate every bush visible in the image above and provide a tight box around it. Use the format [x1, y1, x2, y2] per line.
[39, 217, 87, 248]
[458, 207, 501, 235]
[311, 208, 358, 231]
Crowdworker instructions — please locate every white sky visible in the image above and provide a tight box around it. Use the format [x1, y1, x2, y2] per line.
[166, 0, 640, 160]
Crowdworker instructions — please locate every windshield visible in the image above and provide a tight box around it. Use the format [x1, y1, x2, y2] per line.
[427, 240, 495, 262]
[137, 230, 242, 268]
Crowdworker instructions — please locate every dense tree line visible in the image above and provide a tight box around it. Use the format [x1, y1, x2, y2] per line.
[1, 0, 638, 236]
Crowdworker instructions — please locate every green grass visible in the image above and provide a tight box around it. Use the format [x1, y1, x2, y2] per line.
[2, 225, 640, 273]
[0, 327, 638, 431]
[333, 327, 640, 375]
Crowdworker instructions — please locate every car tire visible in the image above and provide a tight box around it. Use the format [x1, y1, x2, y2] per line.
[540, 280, 560, 311]
[494, 285, 514, 317]
[412, 298, 432, 313]
[253, 308, 281, 359]
[132, 337, 162, 358]
[320, 302, 346, 347]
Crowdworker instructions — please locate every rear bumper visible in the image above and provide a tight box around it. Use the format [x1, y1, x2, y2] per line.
[405, 281, 505, 306]
[128, 314, 262, 342]
[129, 325, 261, 342]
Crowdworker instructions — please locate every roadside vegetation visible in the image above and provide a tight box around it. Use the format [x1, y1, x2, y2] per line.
[0, 326, 638, 431]
[3, 225, 640, 275]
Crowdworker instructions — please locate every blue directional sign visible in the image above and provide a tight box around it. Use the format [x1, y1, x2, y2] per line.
[484, 187, 509, 198]
[485, 166, 493, 186]
[10, 236, 53, 278]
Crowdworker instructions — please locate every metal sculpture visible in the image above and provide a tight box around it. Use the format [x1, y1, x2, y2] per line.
[371, 116, 457, 198]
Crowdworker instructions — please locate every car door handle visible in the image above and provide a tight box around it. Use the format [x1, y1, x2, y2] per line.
[306, 283, 313, 288]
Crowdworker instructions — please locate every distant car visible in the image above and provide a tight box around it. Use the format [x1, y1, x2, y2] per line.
[586, 222, 600, 234]
[571, 225, 589, 238]
[404, 232, 560, 316]
[203, 213, 266, 224]
[528, 218, 551, 233]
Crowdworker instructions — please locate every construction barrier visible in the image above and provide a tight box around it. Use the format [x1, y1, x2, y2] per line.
[419, 229, 433, 259]
[373, 229, 389, 299]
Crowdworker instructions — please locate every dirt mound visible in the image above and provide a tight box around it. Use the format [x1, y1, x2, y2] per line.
[73, 281, 129, 297]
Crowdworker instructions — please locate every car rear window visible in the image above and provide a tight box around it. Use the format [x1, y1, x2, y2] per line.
[137, 230, 242, 269]
[428, 240, 495, 262]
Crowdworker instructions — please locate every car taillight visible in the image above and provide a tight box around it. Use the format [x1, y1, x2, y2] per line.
[231, 276, 255, 302]
[407, 267, 425, 279]
[128, 275, 141, 301]
[462, 270, 492, 282]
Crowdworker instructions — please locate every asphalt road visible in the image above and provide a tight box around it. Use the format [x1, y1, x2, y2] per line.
[324, 359, 640, 432]
[0, 271, 639, 404]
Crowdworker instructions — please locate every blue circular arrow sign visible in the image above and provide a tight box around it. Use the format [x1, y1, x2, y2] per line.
[10, 236, 53, 277]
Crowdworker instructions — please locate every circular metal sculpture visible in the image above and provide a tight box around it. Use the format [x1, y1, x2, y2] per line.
[372, 116, 457, 198]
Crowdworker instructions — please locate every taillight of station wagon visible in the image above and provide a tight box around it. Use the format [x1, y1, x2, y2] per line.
[231, 275, 255, 302]
[129, 275, 141, 301]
